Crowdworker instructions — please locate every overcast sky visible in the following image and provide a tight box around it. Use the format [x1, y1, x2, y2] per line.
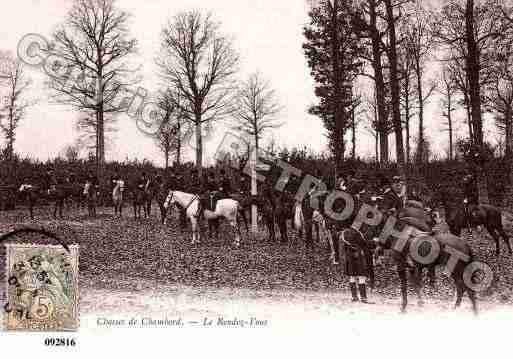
[0, 0, 498, 166]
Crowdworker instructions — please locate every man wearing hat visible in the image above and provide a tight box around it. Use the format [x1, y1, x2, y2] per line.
[462, 172, 479, 231]
[381, 175, 404, 214]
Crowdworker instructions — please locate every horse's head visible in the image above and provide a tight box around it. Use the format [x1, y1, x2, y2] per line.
[164, 190, 175, 209]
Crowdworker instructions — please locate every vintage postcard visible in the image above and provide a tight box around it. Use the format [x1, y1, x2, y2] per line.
[0, 0, 513, 357]
[4, 243, 79, 331]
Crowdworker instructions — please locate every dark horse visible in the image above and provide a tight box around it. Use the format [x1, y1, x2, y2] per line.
[129, 184, 148, 219]
[442, 199, 512, 256]
[47, 182, 82, 218]
[346, 205, 479, 314]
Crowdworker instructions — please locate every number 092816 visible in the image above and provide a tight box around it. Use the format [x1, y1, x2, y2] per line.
[44, 338, 76, 346]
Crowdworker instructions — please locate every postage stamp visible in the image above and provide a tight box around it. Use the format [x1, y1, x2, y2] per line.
[4, 243, 79, 331]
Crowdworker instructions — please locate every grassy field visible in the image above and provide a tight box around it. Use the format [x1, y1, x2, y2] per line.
[1, 204, 512, 314]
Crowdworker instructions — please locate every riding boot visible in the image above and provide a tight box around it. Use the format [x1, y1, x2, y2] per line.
[350, 283, 359, 302]
[358, 284, 374, 304]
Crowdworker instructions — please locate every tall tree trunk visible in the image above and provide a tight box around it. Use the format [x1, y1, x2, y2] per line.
[465, 96, 473, 142]
[375, 134, 379, 161]
[505, 107, 512, 164]
[448, 107, 453, 161]
[96, 109, 105, 185]
[351, 107, 356, 160]
[405, 94, 410, 164]
[384, 0, 406, 176]
[370, 0, 388, 165]
[164, 150, 169, 169]
[331, 0, 345, 172]
[415, 56, 425, 164]
[505, 107, 513, 207]
[465, 0, 488, 203]
[195, 119, 203, 175]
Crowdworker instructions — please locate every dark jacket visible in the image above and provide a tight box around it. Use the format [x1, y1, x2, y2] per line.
[381, 188, 403, 213]
[462, 176, 479, 205]
[219, 176, 232, 196]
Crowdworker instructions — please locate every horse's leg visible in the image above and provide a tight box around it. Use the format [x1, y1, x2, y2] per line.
[397, 260, 408, 313]
[453, 278, 464, 309]
[412, 266, 424, 307]
[213, 218, 220, 242]
[265, 211, 275, 242]
[467, 287, 478, 315]
[485, 224, 501, 257]
[277, 217, 288, 243]
[242, 209, 249, 233]
[428, 266, 436, 288]
[366, 250, 375, 290]
[331, 228, 340, 264]
[496, 225, 512, 255]
[159, 202, 166, 224]
[230, 218, 241, 247]
[191, 217, 199, 244]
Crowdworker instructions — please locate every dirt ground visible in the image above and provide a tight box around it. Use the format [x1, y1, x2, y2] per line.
[1, 204, 513, 326]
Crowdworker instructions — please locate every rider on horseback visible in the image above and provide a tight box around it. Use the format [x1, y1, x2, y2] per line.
[138, 172, 149, 192]
[381, 175, 404, 215]
[218, 169, 232, 198]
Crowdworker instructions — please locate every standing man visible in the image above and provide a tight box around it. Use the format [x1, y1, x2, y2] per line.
[462, 172, 479, 230]
[342, 233, 374, 304]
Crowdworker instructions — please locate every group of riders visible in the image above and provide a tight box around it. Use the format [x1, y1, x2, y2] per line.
[12, 164, 485, 306]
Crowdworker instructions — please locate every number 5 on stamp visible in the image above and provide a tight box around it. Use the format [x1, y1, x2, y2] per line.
[4, 243, 79, 331]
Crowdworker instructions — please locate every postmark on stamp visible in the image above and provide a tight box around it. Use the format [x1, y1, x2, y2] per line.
[4, 243, 79, 331]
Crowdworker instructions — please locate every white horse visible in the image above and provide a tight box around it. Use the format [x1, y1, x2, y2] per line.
[164, 190, 242, 246]
[112, 179, 125, 217]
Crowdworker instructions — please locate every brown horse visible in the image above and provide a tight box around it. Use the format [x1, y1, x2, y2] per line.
[360, 209, 479, 314]
[47, 182, 82, 218]
[442, 199, 512, 257]
[130, 185, 148, 219]
[83, 181, 98, 217]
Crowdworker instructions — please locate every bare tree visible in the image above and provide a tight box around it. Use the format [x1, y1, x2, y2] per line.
[439, 66, 458, 160]
[0, 51, 32, 162]
[154, 89, 192, 168]
[353, 0, 392, 164]
[404, 2, 437, 164]
[397, 29, 415, 164]
[157, 10, 239, 175]
[60, 143, 81, 162]
[232, 71, 282, 155]
[47, 0, 138, 182]
[433, 0, 513, 203]
[383, 0, 412, 176]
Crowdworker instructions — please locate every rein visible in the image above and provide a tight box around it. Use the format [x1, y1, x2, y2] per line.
[169, 192, 200, 215]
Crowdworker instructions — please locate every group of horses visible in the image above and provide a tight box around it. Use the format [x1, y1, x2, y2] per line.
[11, 174, 513, 314]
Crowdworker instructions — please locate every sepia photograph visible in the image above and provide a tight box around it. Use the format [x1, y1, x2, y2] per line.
[0, 0, 512, 357]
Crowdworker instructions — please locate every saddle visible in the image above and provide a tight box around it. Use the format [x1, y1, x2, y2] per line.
[201, 191, 223, 212]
